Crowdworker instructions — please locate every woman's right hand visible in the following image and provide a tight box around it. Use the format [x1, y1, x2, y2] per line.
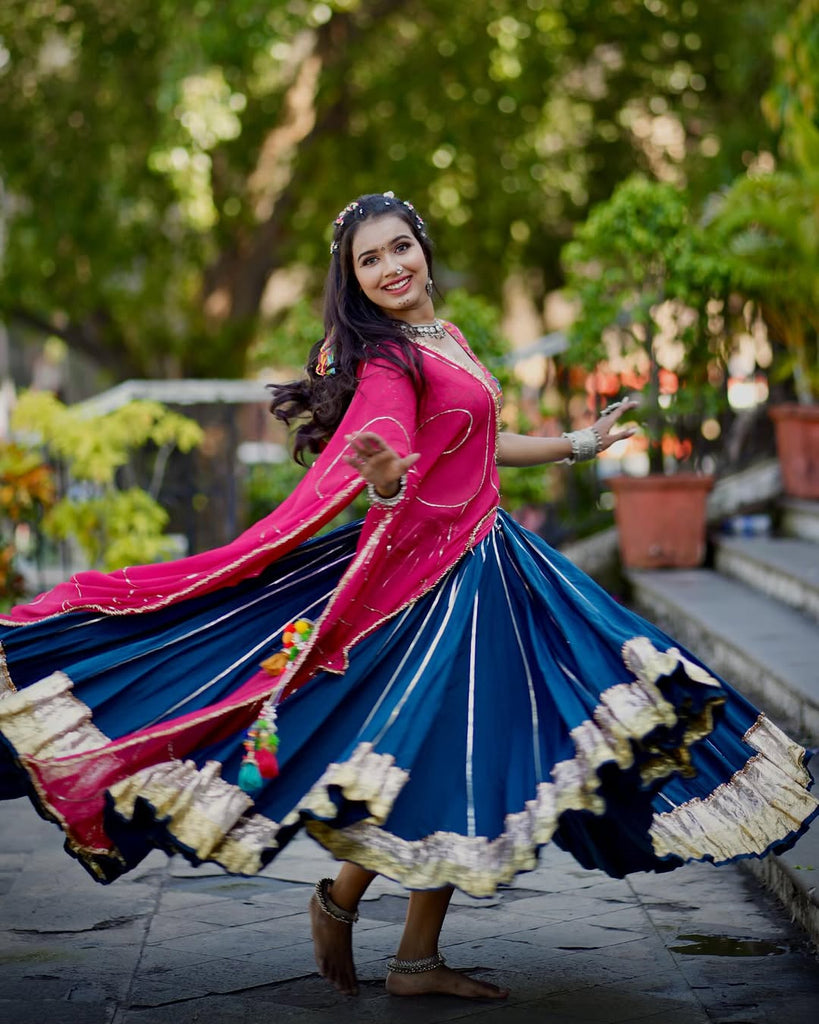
[344, 431, 420, 497]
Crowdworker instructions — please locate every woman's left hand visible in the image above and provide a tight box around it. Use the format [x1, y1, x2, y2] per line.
[344, 431, 420, 497]
[592, 398, 640, 453]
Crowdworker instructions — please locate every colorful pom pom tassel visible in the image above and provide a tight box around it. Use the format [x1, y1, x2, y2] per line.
[238, 618, 315, 796]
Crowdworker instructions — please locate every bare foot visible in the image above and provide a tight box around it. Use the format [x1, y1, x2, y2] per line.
[309, 892, 358, 996]
[386, 964, 510, 999]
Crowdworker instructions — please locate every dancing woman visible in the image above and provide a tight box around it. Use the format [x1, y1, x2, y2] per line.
[1, 192, 816, 1001]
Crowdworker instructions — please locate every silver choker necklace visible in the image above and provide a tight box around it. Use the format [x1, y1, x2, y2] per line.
[398, 319, 447, 340]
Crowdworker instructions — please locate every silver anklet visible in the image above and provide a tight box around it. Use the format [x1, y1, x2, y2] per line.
[386, 951, 446, 973]
[314, 877, 359, 924]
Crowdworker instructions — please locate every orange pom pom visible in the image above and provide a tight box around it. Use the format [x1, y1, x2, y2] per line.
[261, 652, 289, 676]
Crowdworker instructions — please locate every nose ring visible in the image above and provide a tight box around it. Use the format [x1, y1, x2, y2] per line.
[395, 265, 404, 274]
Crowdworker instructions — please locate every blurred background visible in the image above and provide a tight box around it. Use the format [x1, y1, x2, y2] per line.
[1, 0, 817, 601]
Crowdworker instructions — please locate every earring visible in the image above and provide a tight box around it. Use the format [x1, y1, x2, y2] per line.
[426, 278, 434, 296]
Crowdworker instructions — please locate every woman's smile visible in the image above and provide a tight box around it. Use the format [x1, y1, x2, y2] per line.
[383, 275, 412, 294]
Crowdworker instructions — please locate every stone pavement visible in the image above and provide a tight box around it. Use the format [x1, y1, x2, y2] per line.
[1, 797, 817, 1024]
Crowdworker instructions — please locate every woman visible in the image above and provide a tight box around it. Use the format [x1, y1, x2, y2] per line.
[1, 193, 816, 1003]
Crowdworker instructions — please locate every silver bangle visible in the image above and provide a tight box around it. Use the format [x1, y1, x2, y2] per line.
[386, 951, 446, 974]
[367, 474, 407, 506]
[562, 427, 602, 465]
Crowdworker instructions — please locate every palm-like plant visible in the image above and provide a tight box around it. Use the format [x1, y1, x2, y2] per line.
[710, 151, 819, 405]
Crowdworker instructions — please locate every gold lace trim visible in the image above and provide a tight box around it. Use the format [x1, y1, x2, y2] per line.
[650, 714, 817, 861]
[0, 671, 110, 761]
[0, 671, 126, 876]
[3, 639, 815, 890]
[110, 759, 273, 873]
[0, 641, 16, 695]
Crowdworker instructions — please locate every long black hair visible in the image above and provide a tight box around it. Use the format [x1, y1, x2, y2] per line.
[268, 193, 434, 464]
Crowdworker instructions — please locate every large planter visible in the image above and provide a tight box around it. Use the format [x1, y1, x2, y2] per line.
[610, 474, 714, 569]
[769, 403, 819, 500]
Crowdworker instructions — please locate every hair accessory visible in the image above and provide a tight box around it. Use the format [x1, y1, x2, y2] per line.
[329, 200, 361, 254]
[333, 200, 360, 225]
[401, 199, 426, 234]
[313, 878, 360, 924]
[386, 952, 446, 974]
[562, 427, 602, 465]
[329, 194, 426, 254]
[315, 336, 336, 377]
[237, 618, 315, 796]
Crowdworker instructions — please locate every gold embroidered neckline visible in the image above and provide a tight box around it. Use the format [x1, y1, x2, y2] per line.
[413, 329, 492, 388]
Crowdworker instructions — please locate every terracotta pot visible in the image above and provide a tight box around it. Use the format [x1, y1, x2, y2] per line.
[610, 473, 714, 569]
[769, 403, 819, 500]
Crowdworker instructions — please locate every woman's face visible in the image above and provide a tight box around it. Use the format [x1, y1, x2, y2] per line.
[350, 213, 434, 322]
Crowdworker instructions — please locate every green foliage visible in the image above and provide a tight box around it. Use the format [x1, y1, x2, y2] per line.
[762, 0, 819, 162]
[11, 392, 204, 570]
[13, 392, 203, 483]
[0, 0, 792, 381]
[711, 0, 819, 404]
[243, 460, 307, 526]
[45, 487, 176, 571]
[563, 175, 733, 472]
[441, 288, 509, 382]
[251, 297, 324, 372]
[711, 165, 819, 403]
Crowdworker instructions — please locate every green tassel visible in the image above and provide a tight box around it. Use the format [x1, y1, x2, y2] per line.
[238, 760, 264, 797]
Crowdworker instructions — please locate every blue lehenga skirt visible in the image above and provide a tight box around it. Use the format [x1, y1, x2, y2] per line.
[1, 510, 816, 893]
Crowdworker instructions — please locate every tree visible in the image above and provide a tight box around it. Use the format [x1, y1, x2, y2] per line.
[0, 0, 792, 382]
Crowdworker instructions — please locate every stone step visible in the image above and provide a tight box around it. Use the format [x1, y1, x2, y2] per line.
[714, 535, 819, 625]
[706, 457, 781, 522]
[626, 566, 819, 947]
[626, 568, 819, 745]
[780, 497, 819, 543]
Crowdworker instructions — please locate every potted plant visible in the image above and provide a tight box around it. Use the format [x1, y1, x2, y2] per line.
[562, 175, 734, 568]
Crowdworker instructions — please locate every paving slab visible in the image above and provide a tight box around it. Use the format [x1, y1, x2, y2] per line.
[1, 796, 818, 1024]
